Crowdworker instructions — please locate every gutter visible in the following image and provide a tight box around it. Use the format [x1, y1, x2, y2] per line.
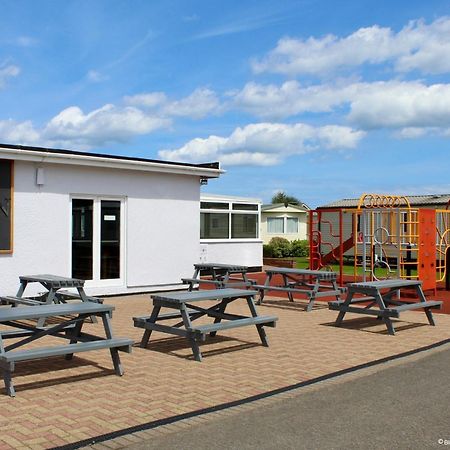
[0, 146, 224, 178]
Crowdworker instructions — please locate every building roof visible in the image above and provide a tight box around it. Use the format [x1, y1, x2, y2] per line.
[0, 143, 223, 178]
[262, 202, 310, 212]
[318, 194, 450, 209]
[201, 193, 261, 204]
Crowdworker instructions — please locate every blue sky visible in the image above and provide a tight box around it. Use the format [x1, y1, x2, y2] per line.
[1, 0, 450, 207]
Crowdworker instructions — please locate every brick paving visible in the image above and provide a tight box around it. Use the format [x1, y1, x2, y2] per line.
[0, 293, 449, 449]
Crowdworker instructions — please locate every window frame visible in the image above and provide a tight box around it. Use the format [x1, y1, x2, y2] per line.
[0, 160, 14, 254]
[200, 200, 260, 242]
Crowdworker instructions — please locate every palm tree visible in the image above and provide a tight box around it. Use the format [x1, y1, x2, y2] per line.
[271, 191, 301, 207]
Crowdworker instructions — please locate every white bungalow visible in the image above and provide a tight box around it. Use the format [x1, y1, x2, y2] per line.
[261, 202, 310, 244]
[0, 143, 222, 296]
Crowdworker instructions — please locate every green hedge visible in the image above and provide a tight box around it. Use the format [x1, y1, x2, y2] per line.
[263, 238, 309, 258]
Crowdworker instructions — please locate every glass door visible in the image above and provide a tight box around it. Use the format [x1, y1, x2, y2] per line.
[100, 200, 121, 280]
[72, 199, 93, 280]
[72, 197, 124, 284]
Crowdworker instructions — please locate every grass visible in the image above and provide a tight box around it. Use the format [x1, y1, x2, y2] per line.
[293, 256, 417, 278]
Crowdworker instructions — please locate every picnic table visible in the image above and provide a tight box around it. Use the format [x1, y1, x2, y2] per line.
[0, 302, 133, 396]
[329, 279, 442, 335]
[254, 268, 343, 311]
[133, 288, 278, 362]
[182, 263, 254, 291]
[0, 274, 101, 327]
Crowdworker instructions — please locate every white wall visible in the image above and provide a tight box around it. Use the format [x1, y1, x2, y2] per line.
[200, 241, 262, 267]
[0, 160, 200, 296]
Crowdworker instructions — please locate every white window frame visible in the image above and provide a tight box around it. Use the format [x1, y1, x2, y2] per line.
[70, 195, 126, 287]
[267, 215, 300, 235]
[200, 200, 260, 242]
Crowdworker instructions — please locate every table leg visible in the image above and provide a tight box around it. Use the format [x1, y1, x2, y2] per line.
[65, 318, 85, 361]
[3, 366, 15, 397]
[36, 288, 56, 327]
[283, 274, 294, 302]
[377, 292, 396, 335]
[101, 313, 124, 376]
[77, 287, 99, 323]
[140, 305, 161, 348]
[305, 277, 320, 312]
[180, 304, 202, 362]
[258, 273, 272, 305]
[335, 291, 353, 326]
[416, 286, 436, 326]
[209, 299, 229, 337]
[246, 295, 269, 347]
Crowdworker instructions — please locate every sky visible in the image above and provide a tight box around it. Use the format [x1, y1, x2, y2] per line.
[1, 0, 450, 207]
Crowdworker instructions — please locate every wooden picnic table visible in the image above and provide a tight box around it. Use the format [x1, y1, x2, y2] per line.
[133, 288, 278, 362]
[0, 302, 133, 396]
[182, 263, 254, 291]
[0, 274, 101, 327]
[329, 279, 442, 335]
[254, 268, 343, 311]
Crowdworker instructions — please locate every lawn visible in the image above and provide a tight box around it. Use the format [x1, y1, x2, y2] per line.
[293, 257, 417, 278]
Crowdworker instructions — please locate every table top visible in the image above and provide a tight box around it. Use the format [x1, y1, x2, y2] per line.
[0, 302, 113, 322]
[348, 279, 422, 290]
[19, 274, 85, 287]
[194, 263, 248, 272]
[152, 288, 257, 304]
[265, 267, 337, 279]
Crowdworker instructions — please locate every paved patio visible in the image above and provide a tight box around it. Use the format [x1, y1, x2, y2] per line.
[1, 293, 450, 449]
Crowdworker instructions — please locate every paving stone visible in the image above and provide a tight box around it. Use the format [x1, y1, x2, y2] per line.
[0, 293, 449, 449]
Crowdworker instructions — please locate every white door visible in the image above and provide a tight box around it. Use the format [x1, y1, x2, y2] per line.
[71, 197, 125, 286]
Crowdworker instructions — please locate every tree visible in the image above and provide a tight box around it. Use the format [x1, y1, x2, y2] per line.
[271, 191, 301, 206]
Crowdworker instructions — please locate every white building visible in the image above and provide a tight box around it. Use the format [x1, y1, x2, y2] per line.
[0, 143, 223, 296]
[200, 194, 262, 269]
[261, 203, 310, 244]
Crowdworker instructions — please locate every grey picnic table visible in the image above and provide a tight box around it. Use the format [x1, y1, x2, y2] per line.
[254, 268, 343, 311]
[133, 288, 278, 362]
[0, 274, 101, 327]
[182, 263, 254, 291]
[329, 279, 442, 335]
[0, 302, 133, 396]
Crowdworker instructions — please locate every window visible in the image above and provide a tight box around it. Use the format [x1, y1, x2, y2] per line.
[267, 217, 284, 233]
[201, 213, 229, 239]
[267, 216, 300, 234]
[200, 200, 259, 240]
[286, 217, 299, 233]
[0, 160, 13, 253]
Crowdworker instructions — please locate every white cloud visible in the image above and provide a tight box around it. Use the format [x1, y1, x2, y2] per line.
[158, 122, 365, 166]
[0, 64, 20, 88]
[347, 81, 450, 129]
[0, 119, 40, 144]
[232, 80, 356, 119]
[42, 105, 170, 148]
[86, 70, 109, 83]
[252, 16, 450, 76]
[16, 36, 37, 47]
[162, 88, 220, 119]
[125, 88, 221, 119]
[124, 92, 168, 108]
[231, 80, 450, 132]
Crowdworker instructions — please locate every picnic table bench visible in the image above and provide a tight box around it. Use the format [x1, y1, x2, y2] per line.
[0, 302, 133, 396]
[133, 288, 277, 362]
[254, 268, 343, 311]
[329, 279, 442, 335]
[182, 263, 255, 291]
[0, 274, 102, 327]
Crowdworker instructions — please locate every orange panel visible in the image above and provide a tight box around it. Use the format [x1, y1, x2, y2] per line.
[418, 209, 436, 292]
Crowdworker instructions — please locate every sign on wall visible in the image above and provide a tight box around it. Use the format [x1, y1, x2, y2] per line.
[0, 160, 13, 252]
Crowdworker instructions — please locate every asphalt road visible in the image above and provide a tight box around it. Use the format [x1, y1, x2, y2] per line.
[120, 346, 450, 450]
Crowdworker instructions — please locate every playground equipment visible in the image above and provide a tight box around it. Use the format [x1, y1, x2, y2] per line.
[309, 193, 450, 293]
